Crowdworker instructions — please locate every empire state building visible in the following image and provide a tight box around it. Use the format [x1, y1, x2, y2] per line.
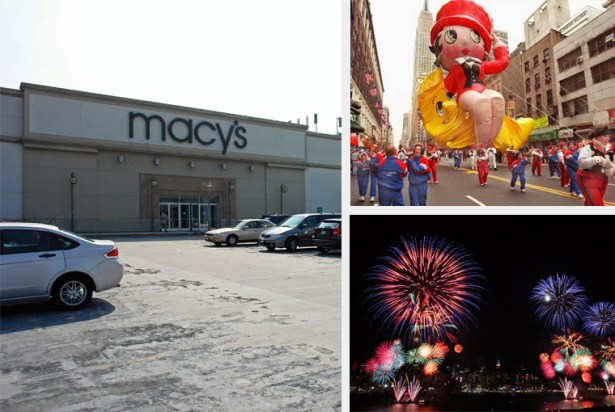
[408, 0, 435, 146]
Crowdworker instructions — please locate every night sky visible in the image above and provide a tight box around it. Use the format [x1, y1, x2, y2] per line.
[350, 215, 613, 375]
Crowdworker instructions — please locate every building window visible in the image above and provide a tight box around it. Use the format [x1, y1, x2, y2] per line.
[536, 94, 542, 111]
[557, 48, 582, 72]
[562, 96, 589, 117]
[562, 101, 570, 117]
[526, 78, 531, 93]
[525, 61, 530, 72]
[543, 49, 550, 62]
[545, 67, 551, 83]
[534, 73, 541, 89]
[533, 55, 539, 68]
[559, 72, 586, 95]
[588, 28, 615, 58]
[546, 89, 553, 107]
[526, 98, 532, 115]
[591, 56, 615, 84]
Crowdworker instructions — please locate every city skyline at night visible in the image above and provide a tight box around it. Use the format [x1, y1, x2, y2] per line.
[351, 215, 613, 376]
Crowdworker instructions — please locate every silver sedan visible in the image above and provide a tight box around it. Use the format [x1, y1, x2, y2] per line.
[204, 219, 276, 246]
[0, 222, 124, 309]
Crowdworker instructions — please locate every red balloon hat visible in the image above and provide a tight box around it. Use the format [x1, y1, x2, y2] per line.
[431, 0, 493, 52]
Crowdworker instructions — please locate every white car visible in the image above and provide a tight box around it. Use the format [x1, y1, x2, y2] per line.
[204, 219, 276, 246]
[0, 222, 124, 309]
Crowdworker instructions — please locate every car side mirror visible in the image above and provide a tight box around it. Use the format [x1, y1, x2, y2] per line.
[300, 223, 307, 228]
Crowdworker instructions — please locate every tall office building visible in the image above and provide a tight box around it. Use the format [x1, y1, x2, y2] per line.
[408, 0, 435, 146]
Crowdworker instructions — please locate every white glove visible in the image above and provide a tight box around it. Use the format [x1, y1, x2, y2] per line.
[603, 157, 614, 169]
[594, 156, 606, 167]
[603, 168, 615, 178]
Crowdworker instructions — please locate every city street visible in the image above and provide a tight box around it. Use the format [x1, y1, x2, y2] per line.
[350, 158, 615, 206]
[0, 237, 341, 411]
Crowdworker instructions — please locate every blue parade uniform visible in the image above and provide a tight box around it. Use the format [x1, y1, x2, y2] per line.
[376, 156, 407, 206]
[406, 155, 431, 206]
[356, 155, 371, 199]
[368, 154, 381, 199]
[564, 149, 582, 197]
[453, 151, 462, 170]
[510, 156, 529, 191]
[548, 150, 561, 177]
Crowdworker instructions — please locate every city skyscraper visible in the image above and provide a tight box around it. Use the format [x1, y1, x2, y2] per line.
[408, 0, 435, 146]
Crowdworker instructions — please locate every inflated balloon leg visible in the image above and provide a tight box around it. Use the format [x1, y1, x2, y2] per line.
[461, 91, 493, 147]
[486, 90, 505, 144]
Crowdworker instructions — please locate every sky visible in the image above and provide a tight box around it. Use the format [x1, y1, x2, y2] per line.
[369, 0, 609, 145]
[0, 0, 343, 135]
[350, 215, 613, 374]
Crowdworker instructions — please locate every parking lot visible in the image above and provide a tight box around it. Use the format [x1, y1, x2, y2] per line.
[0, 236, 341, 411]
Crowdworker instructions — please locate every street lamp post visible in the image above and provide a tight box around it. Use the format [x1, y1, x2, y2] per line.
[150, 177, 158, 232]
[227, 181, 235, 226]
[280, 183, 288, 213]
[69, 172, 78, 231]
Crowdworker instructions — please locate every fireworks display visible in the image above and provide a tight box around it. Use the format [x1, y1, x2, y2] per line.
[530, 274, 589, 331]
[583, 302, 615, 338]
[363, 237, 484, 344]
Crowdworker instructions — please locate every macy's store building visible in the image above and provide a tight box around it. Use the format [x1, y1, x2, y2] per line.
[0, 83, 341, 233]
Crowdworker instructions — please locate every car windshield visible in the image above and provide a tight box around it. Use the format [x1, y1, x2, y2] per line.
[233, 220, 249, 229]
[280, 216, 304, 228]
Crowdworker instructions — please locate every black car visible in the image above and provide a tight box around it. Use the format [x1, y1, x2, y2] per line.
[312, 218, 341, 254]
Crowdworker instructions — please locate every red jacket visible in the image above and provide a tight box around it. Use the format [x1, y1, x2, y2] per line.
[443, 45, 510, 101]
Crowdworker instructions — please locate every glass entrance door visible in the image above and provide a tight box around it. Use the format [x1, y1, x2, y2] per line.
[160, 199, 218, 231]
[169, 204, 189, 230]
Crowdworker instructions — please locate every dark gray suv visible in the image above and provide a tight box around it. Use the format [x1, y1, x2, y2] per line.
[258, 212, 341, 251]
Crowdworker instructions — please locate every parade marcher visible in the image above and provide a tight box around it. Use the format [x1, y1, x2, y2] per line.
[510, 151, 529, 192]
[476, 144, 489, 186]
[530, 145, 543, 176]
[398, 148, 407, 161]
[506, 146, 516, 171]
[406, 143, 431, 206]
[368, 146, 383, 203]
[548, 145, 561, 179]
[487, 145, 498, 170]
[453, 149, 462, 170]
[426, 143, 439, 183]
[351, 148, 359, 176]
[564, 141, 583, 199]
[577, 127, 614, 206]
[558, 142, 569, 188]
[356, 151, 371, 202]
[376, 145, 407, 206]
[469, 147, 477, 170]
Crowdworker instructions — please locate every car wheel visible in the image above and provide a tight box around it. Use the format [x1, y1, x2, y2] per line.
[52, 275, 93, 310]
[227, 235, 238, 246]
[266, 246, 276, 251]
[285, 237, 298, 252]
[317, 247, 329, 254]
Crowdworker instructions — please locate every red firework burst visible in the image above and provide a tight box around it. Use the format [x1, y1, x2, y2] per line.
[363, 237, 485, 343]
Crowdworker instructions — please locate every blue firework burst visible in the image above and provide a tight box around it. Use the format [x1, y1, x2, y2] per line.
[583, 302, 615, 338]
[530, 274, 589, 331]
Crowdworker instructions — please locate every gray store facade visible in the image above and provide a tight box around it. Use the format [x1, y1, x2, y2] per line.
[0, 84, 341, 233]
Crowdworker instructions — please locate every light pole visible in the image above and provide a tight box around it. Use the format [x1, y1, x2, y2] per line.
[69, 172, 78, 231]
[280, 183, 288, 213]
[150, 177, 158, 232]
[336, 117, 342, 135]
[227, 181, 235, 226]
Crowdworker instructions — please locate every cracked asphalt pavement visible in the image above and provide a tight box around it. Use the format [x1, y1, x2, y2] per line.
[0, 236, 341, 411]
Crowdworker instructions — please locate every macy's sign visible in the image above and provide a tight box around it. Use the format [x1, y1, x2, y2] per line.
[128, 112, 247, 155]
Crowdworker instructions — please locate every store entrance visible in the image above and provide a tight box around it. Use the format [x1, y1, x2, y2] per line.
[160, 197, 219, 232]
